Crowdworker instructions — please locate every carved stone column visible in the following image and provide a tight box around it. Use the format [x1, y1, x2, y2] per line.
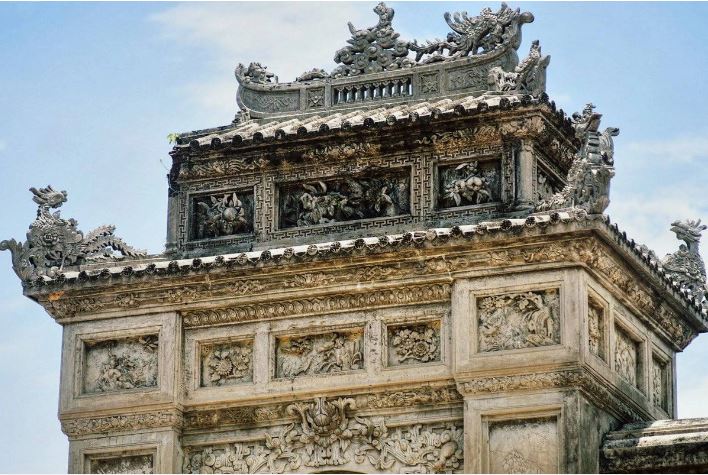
[516, 140, 536, 209]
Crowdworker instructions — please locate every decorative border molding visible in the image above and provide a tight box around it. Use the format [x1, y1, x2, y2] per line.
[182, 283, 451, 327]
[61, 409, 183, 438]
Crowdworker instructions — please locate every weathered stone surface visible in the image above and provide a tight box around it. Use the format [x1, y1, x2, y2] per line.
[602, 418, 708, 473]
[3, 3, 707, 474]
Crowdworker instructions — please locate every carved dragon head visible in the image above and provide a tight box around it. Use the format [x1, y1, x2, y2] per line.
[29, 185, 67, 210]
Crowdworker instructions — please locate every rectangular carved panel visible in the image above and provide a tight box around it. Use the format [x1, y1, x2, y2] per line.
[275, 329, 364, 379]
[488, 417, 558, 474]
[588, 296, 607, 361]
[387, 321, 441, 366]
[200, 340, 253, 387]
[183, 396, 463, 473]
[615, 326, 640, 387]
[651, 355, 669, 411]
[477, 289, 560, 352]
[191, 190, 254, 240]
[278, 169, 410, 229]
[82, 335, 158, 394]
[437, 160, 500, 209]
[89, 454, 153, 474]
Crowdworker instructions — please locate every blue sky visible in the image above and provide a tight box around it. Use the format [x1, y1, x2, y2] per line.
[1, 2, 707, 472]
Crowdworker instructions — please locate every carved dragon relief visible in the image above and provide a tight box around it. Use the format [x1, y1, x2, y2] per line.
[536, 104, 620, 215]
[235, 3, 543, 88]
[1, 186, 146, 281]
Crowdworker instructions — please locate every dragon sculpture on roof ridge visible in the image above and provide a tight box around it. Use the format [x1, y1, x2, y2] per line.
[0, 186, 147, 281]
[662, 219, 708, 304]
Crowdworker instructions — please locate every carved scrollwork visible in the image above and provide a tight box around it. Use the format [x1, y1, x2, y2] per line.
[91, 455, 153, 474]
[183, 396, 463, 473]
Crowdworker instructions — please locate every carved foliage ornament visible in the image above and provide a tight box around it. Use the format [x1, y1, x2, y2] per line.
[477, 289, 560, 352]
[388, 322, 441, 365]
[83, 335, 159, 394]
[192, 191, 254, 240]
[1, 186, 146, 281]
[202, 341, 253, 387]
[279, 173, 410, 228]
[439, 160, 498, 208]
[183, 397, 463, 473]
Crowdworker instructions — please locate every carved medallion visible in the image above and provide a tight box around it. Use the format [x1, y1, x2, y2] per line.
[477, 289, 560, 352]
[82, 335, 158, 394]
[201, 340, 253, 387]
[387, 321, 441, 366]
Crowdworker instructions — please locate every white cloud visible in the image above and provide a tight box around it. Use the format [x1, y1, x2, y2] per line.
[608, 184, 708, 258]
[626, 132, 708, 163]
[149, 3, 369, 81]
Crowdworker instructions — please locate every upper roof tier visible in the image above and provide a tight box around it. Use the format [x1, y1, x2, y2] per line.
[233, 2, 549, 120]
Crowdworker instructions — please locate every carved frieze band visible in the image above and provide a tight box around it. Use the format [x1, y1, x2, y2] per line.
[182, 396, 463, 473]
[184, 386, 462, 431]
[46, 238, 694, 350]
[458, 368, 646, 422]
[90, 454, 153, 474]
[182, 283, 451, 327]
[61, 410, 183, 438]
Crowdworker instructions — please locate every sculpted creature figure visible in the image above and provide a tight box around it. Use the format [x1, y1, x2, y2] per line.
[1, 186, 146, 280]
[536, 105, 619, 214]
[662, 219, 708, 302]
[235, 62, 275, 84]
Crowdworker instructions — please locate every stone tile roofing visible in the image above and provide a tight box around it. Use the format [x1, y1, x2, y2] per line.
[23, 211, 708, 322]
[175, 92, 572, 151]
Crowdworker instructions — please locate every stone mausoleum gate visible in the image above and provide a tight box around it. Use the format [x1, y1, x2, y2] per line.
[3, 3, 708, 473]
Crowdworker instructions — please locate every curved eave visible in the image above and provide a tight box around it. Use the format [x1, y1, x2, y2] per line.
[21, 212, 708, 339]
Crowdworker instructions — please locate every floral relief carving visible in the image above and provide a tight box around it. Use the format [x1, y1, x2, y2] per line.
[192, 191, 254, 240]
[439, 160, 499, 208]
[91, 455, 153, 474]
[62, 410, 182, 437]
[588, 296, 607, 361]
[201, 341, 253, 387]
[477, 289, 560, 352]
[651, 356, 668, 411]
[275, 330, 363, 379]
[83, 335, 158, 394]
[615, 326, 639, 387]
[183, 397, 463, 474]
[388, 321, 441, 366]
[279, 172, 410, 228]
